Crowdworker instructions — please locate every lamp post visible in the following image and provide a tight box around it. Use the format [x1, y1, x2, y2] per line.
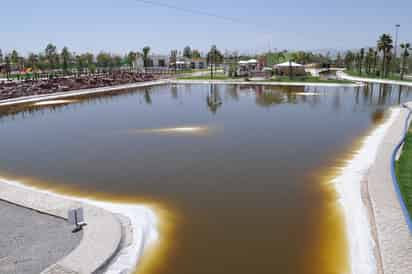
[393, 24, 401, 75]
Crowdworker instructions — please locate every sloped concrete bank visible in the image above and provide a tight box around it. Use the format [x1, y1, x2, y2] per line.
[0, 178, 158, 274]
[338, 71, 412, 87]
[366, 103, 412, 274]
[0, 178, 122, 274]
[171, 79, 362, 87]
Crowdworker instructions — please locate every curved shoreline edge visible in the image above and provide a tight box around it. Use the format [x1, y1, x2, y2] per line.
[335, 102, 412, 274]
[366, 103, 412, 274]
[0, 177, 158, 274]
[333, 108, 400, 274]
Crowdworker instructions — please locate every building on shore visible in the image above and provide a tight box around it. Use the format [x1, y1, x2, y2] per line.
[274, 61, 306, 76]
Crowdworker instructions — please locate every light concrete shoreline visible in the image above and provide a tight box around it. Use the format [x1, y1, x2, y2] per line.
[0, 177, 158, 274]
[366, 104, 412, 274]
[338, 71, 412, 87]
[334, 103, 412, 274]
[170, 79, 362, 87]
[0, 177, 123, 274]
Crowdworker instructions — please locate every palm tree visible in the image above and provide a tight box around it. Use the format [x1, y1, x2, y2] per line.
[373, 49, 378, 75]
[400, 43, 411, 80]
[142, 46, 150, 68]
[61, 47, 71, 74]
[170, 50, 177, 73]
[377, 34, 394, 78]
[358, 48, 365, 75]
[344, 51, 355, 70]
[365, 48, 374, 74]
[207, 45, 223, 79]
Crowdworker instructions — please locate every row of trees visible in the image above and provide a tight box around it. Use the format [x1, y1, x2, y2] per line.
[0, 44, 153, 75]
[265, 51, 333, 66]
[344, 34, 411, 80]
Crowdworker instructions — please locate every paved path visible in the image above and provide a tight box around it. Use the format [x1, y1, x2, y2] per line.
[338, 71, 412, 87]
[0, 178, 123, 274]
[0, 200, 82, 274]
[367, 104, 412, 274]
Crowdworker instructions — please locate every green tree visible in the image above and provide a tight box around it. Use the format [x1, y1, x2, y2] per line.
[10, 50, 19, 64]
[358, 48, 365, 75]
[61, 47, 71, 73]
[183, 46, 192, 58]
[45, 43, 58, 70]
[5, 56, 11, 79]
[28, 53, 38, 71]
[377, 34, 393, 78]
[192, 49, 201, 59]
[365, 48, 374, 74]
[75, 55, 85, 75]
[96, 52, 111, 68]
[82, 53, 95, 73]
[170, 50, 177, 73]
[372, 49, 378, 75]
[142, 46, 151, 68]
[400, 43, 411, 80]
[112, 55, 122, 69]
[126, 51, 137, 70]
[0, 49, 3, 64]
[207, 45, 223, 79]
[344, 51, 355, 69]
[335, 52, 343, 67]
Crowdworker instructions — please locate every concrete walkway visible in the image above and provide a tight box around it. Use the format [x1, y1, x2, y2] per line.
[0, 200, 82, 274]
[0, 178, 123, 274]
[338, 71, 412, 87]
[367, 104, 412, 274]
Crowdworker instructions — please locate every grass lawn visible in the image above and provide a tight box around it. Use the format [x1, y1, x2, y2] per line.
[346, 70, 412, 83]
[264, 76, 354, 84]
[395, 129, 412, 218]
[177, 73, 232, 80]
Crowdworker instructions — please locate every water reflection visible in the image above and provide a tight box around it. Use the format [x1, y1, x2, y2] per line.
[1, 84, 412, 124]
[206, 85, 222, 114]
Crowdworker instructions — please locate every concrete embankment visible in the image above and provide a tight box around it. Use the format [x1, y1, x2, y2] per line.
[338, 72, 412, 87]
[0, 178, 122, 274]
[366, 103, 412, 274]
[0, 200, 82, 274]
[171, 79, 361, 87]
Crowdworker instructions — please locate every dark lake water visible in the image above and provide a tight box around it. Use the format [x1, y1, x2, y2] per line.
[1, 83, 412, 274]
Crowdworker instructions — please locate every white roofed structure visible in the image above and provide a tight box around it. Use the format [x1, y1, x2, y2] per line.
[275, 61, 303, 67]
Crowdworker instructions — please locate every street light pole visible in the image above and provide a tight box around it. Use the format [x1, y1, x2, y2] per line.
[393, 24, 401, 75]
[394, 24, 401, 58]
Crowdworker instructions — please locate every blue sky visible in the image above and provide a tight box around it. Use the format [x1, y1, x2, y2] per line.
[1, 0, 411, 55]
